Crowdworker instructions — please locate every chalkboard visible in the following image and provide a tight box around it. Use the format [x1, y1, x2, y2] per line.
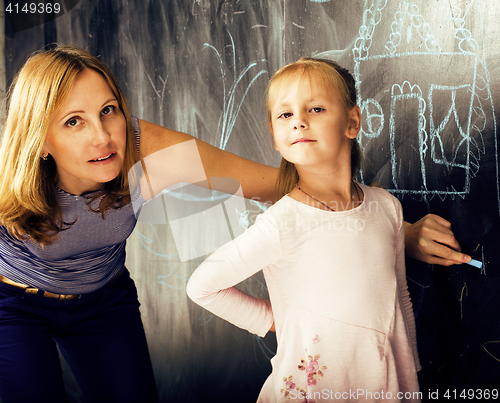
[5, 0, 500, 401]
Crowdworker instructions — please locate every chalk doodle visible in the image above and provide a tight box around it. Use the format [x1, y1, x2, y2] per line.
[132, 30, 269, 298]
[353, 0, 497, 212]
[459, 282, 468, 321]
[483, 340, 500, 363]
[203, 30, 268, 150]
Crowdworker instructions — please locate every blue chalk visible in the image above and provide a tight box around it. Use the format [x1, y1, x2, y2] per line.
[466, 258, 483, 269]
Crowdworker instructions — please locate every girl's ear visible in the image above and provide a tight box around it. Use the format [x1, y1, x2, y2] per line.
[346, 105, 361, 139]
[268, 122, 279, 151]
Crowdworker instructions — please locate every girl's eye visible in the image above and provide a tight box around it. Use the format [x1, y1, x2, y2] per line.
[101, 105, 116, 116]
[278, 112, 292, 119]
[65, 117, 82, 127]
[311, 107, 324, 113]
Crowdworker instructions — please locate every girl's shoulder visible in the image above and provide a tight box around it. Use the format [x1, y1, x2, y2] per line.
[359, 183, 403, 224]
[265, 194, 303, 214]
[252, 196, 300, 227]
[359, 183, 401, 206]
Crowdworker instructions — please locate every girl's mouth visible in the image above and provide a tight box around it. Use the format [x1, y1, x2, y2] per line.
[292, 138, 316, 145]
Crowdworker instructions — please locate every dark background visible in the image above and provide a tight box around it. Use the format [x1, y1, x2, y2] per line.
[5, 0, 500, 401]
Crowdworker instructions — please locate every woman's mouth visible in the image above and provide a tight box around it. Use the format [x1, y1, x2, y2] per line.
[88, 152, 116, 163]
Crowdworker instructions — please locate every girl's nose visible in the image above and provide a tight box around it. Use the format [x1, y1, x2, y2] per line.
[293, 119, 308, 130]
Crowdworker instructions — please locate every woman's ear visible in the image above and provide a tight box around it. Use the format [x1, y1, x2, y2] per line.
[346, 105, 361, 139]
[41, 145, 49, 159]
[41, 140, 52, 157]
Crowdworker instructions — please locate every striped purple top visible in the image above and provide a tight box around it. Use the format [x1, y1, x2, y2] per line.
[0, 116, 145, 294]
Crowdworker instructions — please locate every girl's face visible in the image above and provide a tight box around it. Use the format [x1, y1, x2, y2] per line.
[43, 69, 127, 195]
[269, 75, 359, 174]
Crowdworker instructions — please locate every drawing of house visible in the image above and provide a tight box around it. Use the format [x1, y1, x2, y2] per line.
[353, 0, 496, 200]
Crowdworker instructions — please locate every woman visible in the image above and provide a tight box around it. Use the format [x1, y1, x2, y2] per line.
[0, 46, 277, 403]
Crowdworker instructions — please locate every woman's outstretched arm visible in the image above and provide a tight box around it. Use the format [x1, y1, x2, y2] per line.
[138, 119, 278, 203]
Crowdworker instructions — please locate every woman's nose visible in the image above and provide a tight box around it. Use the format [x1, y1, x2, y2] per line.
[91, 121, 110, 146]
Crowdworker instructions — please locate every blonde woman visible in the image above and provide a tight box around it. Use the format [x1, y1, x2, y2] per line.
[0, 46, 277, 403]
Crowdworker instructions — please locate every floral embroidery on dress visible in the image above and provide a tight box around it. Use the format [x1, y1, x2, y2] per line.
[280, 335, 328, 402]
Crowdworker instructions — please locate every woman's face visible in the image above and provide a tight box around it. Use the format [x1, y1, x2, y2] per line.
[43, 68, 127, 195]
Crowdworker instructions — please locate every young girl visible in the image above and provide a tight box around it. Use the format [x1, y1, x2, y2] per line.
[187, 58, 421, 402]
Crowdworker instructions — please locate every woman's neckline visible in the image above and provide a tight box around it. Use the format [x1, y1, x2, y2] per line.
[56, 185, 104, 197]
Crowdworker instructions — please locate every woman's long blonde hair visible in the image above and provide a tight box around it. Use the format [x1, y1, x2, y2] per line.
[0, 46, 138, 245]
[266, 58, 362, 198]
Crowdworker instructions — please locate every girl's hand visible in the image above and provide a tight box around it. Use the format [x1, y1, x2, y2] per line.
[404, 214, 471, 266]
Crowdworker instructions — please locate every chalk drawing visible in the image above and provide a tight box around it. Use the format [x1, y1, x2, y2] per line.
[203, 30, 268, 150]
[483, 340, 500, 363]
[353, 0, 497, 211]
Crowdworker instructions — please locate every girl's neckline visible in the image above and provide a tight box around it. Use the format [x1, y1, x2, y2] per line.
[295, 180, 362, 212]
[285, 182, 366, 214]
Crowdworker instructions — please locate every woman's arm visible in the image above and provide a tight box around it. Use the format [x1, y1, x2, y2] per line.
[404, 214, 471, 266]
[138, 120, 278, 203]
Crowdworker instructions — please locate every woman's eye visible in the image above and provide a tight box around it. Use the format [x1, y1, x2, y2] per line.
[65, 117, 81, 127]
[101, 105, 116, 116]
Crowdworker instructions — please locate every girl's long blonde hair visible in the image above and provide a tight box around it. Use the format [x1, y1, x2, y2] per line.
[266, 58, 362, 198]
[0, 46, 138, 245]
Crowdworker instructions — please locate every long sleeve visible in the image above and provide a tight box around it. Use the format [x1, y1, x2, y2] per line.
[394, 201, 421, 372]
[186, 211, 281, 337]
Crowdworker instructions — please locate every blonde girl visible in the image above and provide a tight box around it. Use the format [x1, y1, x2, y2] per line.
[188, 58, 421, 402]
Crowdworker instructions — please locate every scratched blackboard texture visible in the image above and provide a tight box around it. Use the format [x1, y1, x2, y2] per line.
[5, 0, 500, 401]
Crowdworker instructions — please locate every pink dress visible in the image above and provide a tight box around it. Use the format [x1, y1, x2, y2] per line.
[187, 184, 421, 402]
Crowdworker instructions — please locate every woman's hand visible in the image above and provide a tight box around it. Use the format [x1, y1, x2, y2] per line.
[404, 214, 471, 266]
